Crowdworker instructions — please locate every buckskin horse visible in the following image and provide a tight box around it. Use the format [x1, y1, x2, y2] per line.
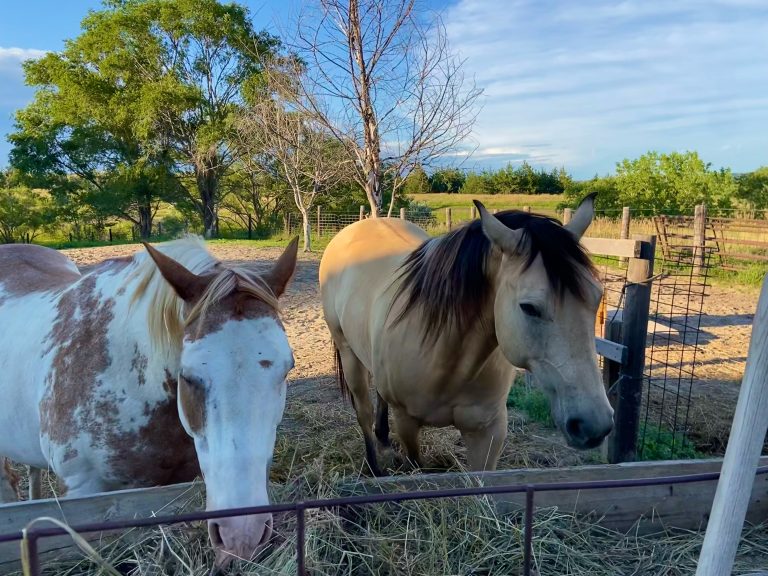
[319, 195, 612, 475]
[0, 236, 298, 570]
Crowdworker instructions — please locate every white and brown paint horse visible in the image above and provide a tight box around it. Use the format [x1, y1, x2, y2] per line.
[319, 194, 613, 475]
[0, 236, 298, 570]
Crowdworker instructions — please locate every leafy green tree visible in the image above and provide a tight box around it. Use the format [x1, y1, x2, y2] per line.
[0, 186, 56, 244]
[614, 151, 734, 214]
[12, 0, 280, 238]
[403, 164, 431, 196]
[736, 167, 768, 210]
[429, 168, 465, 194]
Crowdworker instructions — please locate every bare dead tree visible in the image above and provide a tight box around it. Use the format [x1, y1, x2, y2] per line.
[289, 0, 482, 217]
[234, 60, 349, 251]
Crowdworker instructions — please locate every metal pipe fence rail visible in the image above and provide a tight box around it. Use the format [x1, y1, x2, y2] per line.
[3, 466, 767, 576]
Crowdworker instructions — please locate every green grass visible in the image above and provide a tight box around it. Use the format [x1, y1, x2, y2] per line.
[410, 193, 562, 215]
[638, 423, 704, 461]
[507, 379, 555, 427]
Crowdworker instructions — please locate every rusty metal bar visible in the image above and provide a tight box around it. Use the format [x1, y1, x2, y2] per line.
[296, 506, 306, 575]
[523, 485, 534, 576]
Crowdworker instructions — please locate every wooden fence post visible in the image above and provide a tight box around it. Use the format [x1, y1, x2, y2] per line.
[601, 314, 623, 462]
[620, 207, 631, 264]
[523, 206, 531, 213]
[400, 207, 406, 220]
[609, 234, 656, 463]
[317, 206, 322, 239]
[446, 208, 452, 230]
[359, 205, 365, 221]
[563, 208, 573, 225]
[470, 205, 477, 220]
[693, 203, 707, 274]
[286, 213, 291, 236]
[696, 275, 768, 575]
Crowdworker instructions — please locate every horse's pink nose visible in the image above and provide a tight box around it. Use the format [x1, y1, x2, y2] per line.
[209, 513, 273, 566]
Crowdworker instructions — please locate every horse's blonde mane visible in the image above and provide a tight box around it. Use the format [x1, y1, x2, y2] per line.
[127, 236, 278, 358]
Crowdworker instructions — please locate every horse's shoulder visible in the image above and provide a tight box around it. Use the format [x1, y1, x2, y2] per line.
[0, 244, 81, 297]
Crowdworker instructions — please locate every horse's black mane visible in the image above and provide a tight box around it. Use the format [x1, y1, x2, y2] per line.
[392, 210, 596, 341]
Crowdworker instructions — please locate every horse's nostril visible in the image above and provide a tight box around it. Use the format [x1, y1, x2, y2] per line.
[259, 515, 274, 547]
[209, 521, 224, 547]
[566, 418, 585, 439]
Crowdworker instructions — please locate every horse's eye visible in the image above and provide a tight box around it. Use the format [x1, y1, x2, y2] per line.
[520, 303, 542, 318]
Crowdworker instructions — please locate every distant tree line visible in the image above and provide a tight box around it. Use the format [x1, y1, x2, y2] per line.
[404, 152, 768, 215]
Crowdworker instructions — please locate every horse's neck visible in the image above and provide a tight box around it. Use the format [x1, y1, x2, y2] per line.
[95, 261, 184, 382]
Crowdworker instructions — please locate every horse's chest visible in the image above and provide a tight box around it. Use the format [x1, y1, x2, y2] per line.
[103, 398, 200, 487]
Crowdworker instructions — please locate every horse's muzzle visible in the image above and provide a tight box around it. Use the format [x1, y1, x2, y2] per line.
[209, 513, 273, 571]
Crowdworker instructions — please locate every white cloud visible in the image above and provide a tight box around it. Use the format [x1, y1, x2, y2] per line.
[442, 0, 768, 177]
[0, 46, 47, 72]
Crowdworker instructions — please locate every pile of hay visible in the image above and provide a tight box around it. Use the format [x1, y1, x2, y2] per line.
[13, 461, 767, 576]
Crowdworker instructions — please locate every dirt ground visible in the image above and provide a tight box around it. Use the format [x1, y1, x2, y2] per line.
[53, 242, 761, 478]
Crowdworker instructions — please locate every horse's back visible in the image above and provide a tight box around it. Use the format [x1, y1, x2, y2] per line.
[320, 217, 427, 281]
[0, 244, 80, 298]
[319, 218, 427, 363]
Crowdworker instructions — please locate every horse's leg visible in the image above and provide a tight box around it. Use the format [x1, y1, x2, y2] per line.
[28, 466, 42, 500]
[375, 392, 390, 447]
[457, 406, 508, 471]
[0, 458, 21, 503]
[337, 345, 381, 476]
[392, 410, 422, 469]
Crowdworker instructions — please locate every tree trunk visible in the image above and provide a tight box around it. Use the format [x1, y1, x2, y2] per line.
[195, 154, 219, 239]
[300, 208, 312, 252]
[138, 202, 153, 240]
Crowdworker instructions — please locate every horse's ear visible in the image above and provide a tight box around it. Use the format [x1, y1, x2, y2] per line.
[473, 200, 523, 254]
[142, 242, 211, 302]
[564, 192, 597, 239]
[265, 237, 299, 298]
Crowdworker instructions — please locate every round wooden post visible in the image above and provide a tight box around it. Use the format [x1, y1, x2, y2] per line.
[609, 235, 656, 463]
[359, 205, 365, 221]
[317, 205, 322, 239]
[563, 208, 573, 225]
[400, 207, 406, 220]
[620, 207, 631, 264]
[470, 206, 477, 220]
[696, 275, 768, 575]
[693, 203, 707, 275]
[446, 208, 452, 230]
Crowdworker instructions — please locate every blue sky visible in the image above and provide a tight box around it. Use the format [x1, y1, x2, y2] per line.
[1, 0, 767, 179]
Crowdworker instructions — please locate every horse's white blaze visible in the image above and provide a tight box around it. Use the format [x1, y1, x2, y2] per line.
[179, 317, 290, 559]
[180, 317, 290, 508]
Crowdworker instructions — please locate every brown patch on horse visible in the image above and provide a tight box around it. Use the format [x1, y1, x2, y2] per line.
[178, 376, 207, 434]
[259, 359, 273, 369]
[106, 394, 200, 486]
[40, 275, 115, 446]
[131, 345, 148, 386]
[187, 295, 280, 341]
[0, 244, 80, 297]
[63, 446, 79, 462]
[2, 458, 21, 500]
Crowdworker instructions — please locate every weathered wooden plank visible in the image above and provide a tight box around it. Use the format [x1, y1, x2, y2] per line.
[581, 237, 642, 258]
[342, 457, 768, 535]
[595, 336, 627, 364]
[696, 276, 768, 575]
[0, 481, 202, 568]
